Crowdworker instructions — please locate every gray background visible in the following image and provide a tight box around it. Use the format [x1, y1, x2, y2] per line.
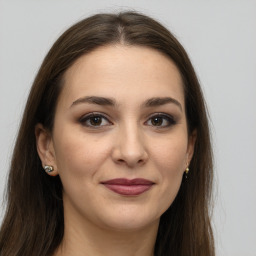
[0, 1, 255, 255]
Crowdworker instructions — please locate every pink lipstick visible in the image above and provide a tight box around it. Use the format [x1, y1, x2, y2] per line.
[101, 178, 154, 196]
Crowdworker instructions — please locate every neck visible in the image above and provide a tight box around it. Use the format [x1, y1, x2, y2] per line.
[54, 206, 159, 256]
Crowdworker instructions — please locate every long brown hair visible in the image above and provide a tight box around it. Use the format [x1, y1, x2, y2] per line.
[0, 11, 214, 256]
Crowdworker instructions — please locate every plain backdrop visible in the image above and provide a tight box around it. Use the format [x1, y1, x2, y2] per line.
[0, 1, 255, 255]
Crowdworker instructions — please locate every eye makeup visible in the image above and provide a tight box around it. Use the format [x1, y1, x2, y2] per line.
[78, 111, 177, 130]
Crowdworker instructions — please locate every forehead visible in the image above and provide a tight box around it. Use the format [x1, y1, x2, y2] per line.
[59, 45, 184, 108]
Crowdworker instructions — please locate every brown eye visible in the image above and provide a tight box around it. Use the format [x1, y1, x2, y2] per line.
[146, 114, 176, 127]
[151, 117, 164, 126]
[89, 116, 102, 126]
[79, 113, 111, 127]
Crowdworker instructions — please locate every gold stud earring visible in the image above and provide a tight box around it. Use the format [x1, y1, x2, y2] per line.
[44, 165, 54, 173]
[185, 167, 189, 179]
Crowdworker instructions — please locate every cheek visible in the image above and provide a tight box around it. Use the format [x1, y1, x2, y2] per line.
[150, 135, 187, 204]
[151, 135, 188, 174]
[53, 129, 111, 180]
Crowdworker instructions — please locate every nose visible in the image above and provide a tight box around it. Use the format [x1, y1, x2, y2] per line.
[111, 124, 148, 168]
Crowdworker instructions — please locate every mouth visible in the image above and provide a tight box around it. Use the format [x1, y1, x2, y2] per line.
[101, 178, 155, 196]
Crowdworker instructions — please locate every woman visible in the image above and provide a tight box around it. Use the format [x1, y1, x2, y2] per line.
[0, 11, 214, 256]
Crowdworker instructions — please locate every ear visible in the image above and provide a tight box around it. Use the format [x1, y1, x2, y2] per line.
[186, 129, 197, 166]
[35, 123, 58, 176]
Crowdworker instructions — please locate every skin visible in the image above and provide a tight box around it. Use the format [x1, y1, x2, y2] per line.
[36, 45, 196, 256]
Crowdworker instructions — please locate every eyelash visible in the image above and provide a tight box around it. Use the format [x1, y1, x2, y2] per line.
[145, 113, 176, 127]
[79, 112, 112, 127]
[79, 112, 176, 128]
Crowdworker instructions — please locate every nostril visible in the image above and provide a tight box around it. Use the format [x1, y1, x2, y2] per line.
[115, 157, 145, 167]
[111, 142, 148, 167]
[117, 159, 126, 164]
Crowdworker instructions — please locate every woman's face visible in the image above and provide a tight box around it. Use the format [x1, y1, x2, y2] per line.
[38, 45, 195, 231]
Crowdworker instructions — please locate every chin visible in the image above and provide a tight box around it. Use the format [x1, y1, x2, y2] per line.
[96, 206, 160, 232]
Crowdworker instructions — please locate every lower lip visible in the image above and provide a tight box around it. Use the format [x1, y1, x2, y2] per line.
[103, 184, 153, 196]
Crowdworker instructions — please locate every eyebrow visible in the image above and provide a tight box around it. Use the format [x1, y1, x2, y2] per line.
[71, 96, 116, 107]
[70, 96, 182, 111]
[143, 97, 182, 110]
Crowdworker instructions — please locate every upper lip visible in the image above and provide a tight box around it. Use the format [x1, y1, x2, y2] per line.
[101, 178, 154, 185]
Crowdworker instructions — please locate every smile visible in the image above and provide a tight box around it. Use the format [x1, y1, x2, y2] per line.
[101, 178, 154, 196]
